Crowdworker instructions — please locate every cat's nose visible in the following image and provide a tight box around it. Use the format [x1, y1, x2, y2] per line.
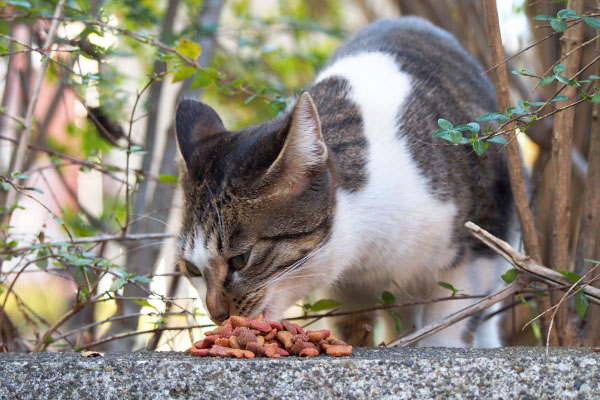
[211, 311, 230, 324]
[206, 291, 230, 324]
[204, 255, 230, 323]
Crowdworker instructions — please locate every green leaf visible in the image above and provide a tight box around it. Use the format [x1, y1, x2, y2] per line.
[433, 128, 447, 138]
[54, 217, 64, 225]
[244, 88, 265, 105]
[540, 76, 556, 86]
[574, 292, 589, 318]
[550, 95, 568, 102]
[501, 269, 518, 283]
[176, 39, 202, 60]
[589, 75, 600, 80]
[190, 69, 216, 89]
[172, 66, 196, 83]
[70, 257, 94, 266]
[309, 299, 342, 312]
[134, 299, 159, 312]
[11, 172, 29, 180]
[28, 187, 44, 194]
[592, 92, 600, 104]
[437, 281, 458, 296]
[109, 278, 127, 292]
[381, 291, 396, 305]
[36, 248, 49, 270]
[466, 122, 480, 133]
[487, 135, 508, 145]
[555, 74, 571, 85]
[554, 268, 582, 283]
[553, 64, 566, 74]
[7, 0, 31, 9]
[437, 118, 454, 131]
[133, 275, 153, 283]
[158, 174, 178, 184]
[507, 106, 524, 116]
[472, 139, 488, 155]
[388, 310, 403, 333]
[449, 130, 463, 144]
[557, 9, 577, 19]
[533, 14, 554, 21]
[517, 295, 528, 304]
[582, 16, 600, 29]
[476, 112, 509, 123]
[583, 259, 600, 264]
[550, 18, 568, 32]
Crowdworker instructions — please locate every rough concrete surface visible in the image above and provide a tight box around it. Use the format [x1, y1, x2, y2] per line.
[0, 347, 598, 399]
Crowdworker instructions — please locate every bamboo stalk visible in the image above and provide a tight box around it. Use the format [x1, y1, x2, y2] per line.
[2, 0, 67, 222]
[481, 0, 556, 344]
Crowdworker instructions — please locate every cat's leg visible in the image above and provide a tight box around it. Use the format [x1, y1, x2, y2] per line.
[417, 256, 505, 347]
[331, 287, 379, 346]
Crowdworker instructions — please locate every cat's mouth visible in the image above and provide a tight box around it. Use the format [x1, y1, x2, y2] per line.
[253, 295, 277, 321]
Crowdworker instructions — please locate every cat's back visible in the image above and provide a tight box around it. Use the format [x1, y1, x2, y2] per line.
[309, 17, 512, 256]
[317, 17, 497, 127]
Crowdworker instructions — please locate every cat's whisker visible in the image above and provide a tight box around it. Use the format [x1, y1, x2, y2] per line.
[258, 235, 333, 291]
[131, 213, 177, 233]
[119, 241, 169, 256]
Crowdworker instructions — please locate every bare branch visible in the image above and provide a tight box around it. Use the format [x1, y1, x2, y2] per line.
[465, 221, 600, 303]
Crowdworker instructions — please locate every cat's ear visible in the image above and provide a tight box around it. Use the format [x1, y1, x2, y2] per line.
[265, 92, 327, 195]
[175, 99, 226, 167]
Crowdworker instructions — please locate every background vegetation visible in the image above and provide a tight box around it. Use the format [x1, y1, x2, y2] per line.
[0, 0, 598, 352]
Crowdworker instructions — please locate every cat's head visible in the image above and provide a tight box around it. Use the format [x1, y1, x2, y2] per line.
[175, 92, 336, 323]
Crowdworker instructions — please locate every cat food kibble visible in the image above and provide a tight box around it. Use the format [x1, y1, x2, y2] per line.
[185, 316, 352, 358]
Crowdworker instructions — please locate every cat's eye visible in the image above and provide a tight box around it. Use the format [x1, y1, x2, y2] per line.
[181, 259, 202, 277]
[229, 251, 251, 271]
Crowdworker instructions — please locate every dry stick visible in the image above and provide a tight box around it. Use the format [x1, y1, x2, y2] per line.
[285, 295, 488, 321]
[389, 221, 600, 348]
[32, 299, 88, 352]
[574, 24, 600, 347]
[481, 0, 556, 344]
[122, 73, 165, 235]
[1, 232, 174, 255]
[77, 324, 213, 351]
[465, 221, 600, 303]
[549, 0, 585, 347]
[388, 280, 524, 347]
[51, 311, 188, 344]
[522, 263, 600, 332]
[2, 0, 66, 222]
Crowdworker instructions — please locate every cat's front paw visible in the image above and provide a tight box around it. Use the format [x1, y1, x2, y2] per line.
[335, 315, 375, 347]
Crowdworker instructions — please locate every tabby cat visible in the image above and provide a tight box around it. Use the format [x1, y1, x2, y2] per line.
[174, 17, 514, 347]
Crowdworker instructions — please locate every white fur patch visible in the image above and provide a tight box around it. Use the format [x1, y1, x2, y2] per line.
[312, 52, 458, 295]
[186, 227, 210, 304]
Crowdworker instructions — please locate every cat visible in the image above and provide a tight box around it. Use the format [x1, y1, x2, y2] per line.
[174, 17, 515, 347]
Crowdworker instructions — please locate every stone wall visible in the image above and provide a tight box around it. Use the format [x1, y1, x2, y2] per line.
[0, 348, 598, 399]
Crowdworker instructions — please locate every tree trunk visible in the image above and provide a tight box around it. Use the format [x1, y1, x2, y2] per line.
[548, 0, 585, 347]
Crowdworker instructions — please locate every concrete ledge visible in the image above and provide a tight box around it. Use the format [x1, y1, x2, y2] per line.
[0, 348, 598, 399]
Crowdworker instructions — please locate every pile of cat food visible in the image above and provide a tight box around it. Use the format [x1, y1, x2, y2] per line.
[185, 315, 352, 358]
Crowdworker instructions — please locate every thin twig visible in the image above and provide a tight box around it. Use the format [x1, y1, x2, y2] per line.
[285, 295, 488, 321]
[77, 324, 213, 350]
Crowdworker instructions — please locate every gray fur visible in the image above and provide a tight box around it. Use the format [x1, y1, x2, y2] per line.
[319, 18, 512, 259]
